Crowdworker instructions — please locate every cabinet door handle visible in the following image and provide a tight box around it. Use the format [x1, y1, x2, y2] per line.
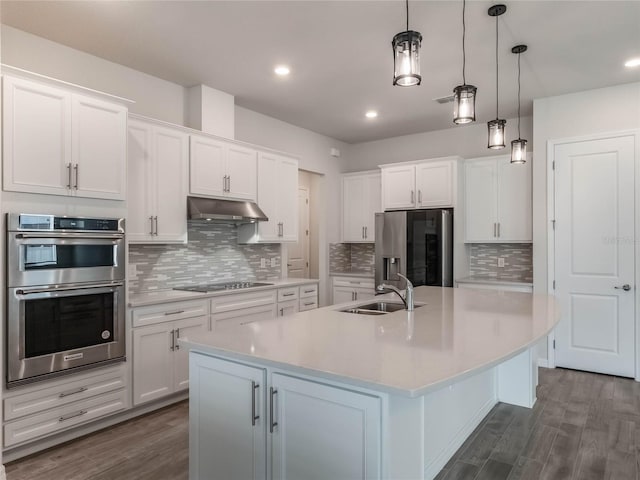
[418, 190, 422, 204]
[251, 381, 260, 426]
[59, 410, 87, 423]
[169, 329, 175, 351]
[73, 164, 79, 189]
[497, 222, 500, 238]
[411, 190, 415, 204]
[355, 291, 358, 301]
[149, 216, 154, 235]
[175, 328, 180, 350]
[365, 226, 368, 239]
[223, 175, 227, 192]
[269, 387, 278, 433]
[59, 386, 88, 398]
[228, 175, 231, 192]
[279, 308, 284, 316]
[493, 223, 497, 237]
[66, 163, 72, 189]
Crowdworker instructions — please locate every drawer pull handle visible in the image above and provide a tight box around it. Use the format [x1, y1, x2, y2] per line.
[59, 386, 88, 398]
[59, 410, 87, 422]
[303, 289, 315, 294]
[349, 281, 361, 285]
[164, 310, 185, 316]
[304, 302, 315, 306]
[282, 293, 295, 297]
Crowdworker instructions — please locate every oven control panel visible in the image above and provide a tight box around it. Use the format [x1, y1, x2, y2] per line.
[12, 214, 123, 233]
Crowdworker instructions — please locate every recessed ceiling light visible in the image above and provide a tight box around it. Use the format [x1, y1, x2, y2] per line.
[625, 58, 640, 68]
[365, 111, 378, 119]
[274, 65, 290, 76]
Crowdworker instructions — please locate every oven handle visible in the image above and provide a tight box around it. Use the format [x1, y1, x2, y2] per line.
[16, 282, 124, 296]
[15, 233, 124, 240]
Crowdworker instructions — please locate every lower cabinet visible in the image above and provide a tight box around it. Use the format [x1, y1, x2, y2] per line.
[189, 353, 381, 480]
[132, 315, 209, 405]
[332, 276, 376, 304]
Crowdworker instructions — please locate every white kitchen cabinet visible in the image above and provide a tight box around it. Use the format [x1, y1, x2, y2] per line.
[381, 158, 459, 211]
[464, 155, 532, 242]
[332, 276, 376, 304]
[188, 353, 381, 480]
[173, 316, 210, 392]
[128, 117, 188, 243]
[3, 75, 127, 200]
[189, 134, 257, 201]
[238, 152, 299, 243]
[342, 171, 381, 243]
[189, 353, 267, 480]
[277, 300, 298, 317]
[210, 290, 277, 329]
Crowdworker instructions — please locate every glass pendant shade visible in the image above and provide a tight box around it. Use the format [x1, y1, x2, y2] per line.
[392, 31, 422, 86]
[511, 138, 527, 163]
[453, 84, 477, 124]
[487, 119, 506, 149]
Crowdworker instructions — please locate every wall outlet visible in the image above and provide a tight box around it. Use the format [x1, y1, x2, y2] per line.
[497, 258, 505, 268]
[260, 258, 267, 268]
[271, 257, 278, 267]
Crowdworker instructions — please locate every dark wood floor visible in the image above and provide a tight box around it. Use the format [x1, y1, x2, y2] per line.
[6, 368, 640, 479]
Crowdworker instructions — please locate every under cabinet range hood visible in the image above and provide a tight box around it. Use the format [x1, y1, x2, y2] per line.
[187, 196, 268, 224]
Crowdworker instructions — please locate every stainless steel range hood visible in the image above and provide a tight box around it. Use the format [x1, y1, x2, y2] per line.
[187, 196, 268, 224]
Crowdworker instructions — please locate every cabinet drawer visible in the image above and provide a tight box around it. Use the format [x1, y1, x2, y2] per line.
[210, 290, 277, 314]
[299, 298, 318, 311]
[132, 299, 209, 328]
[333, 277, 375, 289]
[4, 390, 127, 447]
[299, 283, 318, 299]
[212, 303, 277, 328]
[4, 366, 125, 421]
[277, 287, 299, 302]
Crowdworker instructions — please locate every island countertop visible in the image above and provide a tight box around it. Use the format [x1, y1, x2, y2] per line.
[179, 286, 559, 397]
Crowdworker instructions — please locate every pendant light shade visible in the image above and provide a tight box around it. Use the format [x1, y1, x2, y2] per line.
[487, 4, 507, 149]
[392, 0, 422, 87]
[511, 44, 528, 164]
[453, 0, 477, 124]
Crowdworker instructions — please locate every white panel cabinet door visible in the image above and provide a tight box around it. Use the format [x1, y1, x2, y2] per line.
[153, 125, 189, 243]
[3, 76, 72, 196]
[464, 160, 498, 242]
[270, 373, 381, 480]
[277, 300, 299, 318]
[190, 135, 226, 197]
[173, 316, 209, 392]
[127, 120, 154, 242]
[132, 323, 174, 405]
[382, 165, 416, 210]
[333, 287, 356, 304]
[71, 94, 127, 200]
[277, 157, 299, 241]
[342, 175, 368, 242]
[497, 157, 532, 242]
[554, 135, 636, 378]
[256, 152, 280, 241]
[364, 173, 382, 241]
[353, 287, 376, 302]
[416, 161, 454, 208]
[226, 144, 257, 201]
[189, 353, 266, 480]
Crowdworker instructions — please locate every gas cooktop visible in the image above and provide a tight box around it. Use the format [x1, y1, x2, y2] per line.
[173, 281, 273, 293]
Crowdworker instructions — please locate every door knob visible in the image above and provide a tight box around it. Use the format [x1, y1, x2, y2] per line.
[615, 284, 631, 291]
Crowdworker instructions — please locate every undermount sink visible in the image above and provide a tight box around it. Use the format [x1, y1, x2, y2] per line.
[339, 301, 422, 315]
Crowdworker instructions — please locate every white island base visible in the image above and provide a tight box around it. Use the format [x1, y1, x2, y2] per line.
[188, 346, 536, 480]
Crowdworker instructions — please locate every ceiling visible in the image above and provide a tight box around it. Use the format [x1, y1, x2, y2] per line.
[2, 1, 639, 144]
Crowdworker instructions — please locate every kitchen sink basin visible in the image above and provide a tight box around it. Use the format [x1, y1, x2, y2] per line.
[339, 301, 422, 315]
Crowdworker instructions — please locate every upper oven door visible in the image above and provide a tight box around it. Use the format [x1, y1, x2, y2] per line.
[7, 232, 125, 287]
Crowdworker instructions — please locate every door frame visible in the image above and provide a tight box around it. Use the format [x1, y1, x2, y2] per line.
[546, 129, 640, 379]
[285, 186, 310, 279]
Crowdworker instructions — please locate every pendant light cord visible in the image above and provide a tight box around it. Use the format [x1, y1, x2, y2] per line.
[406, 0, 409, 31]
[495, 14, 499, 118]
[517, 51, 521, 138]
[462, 0, 466, 84]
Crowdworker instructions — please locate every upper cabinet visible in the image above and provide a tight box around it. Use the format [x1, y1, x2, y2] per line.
[128, 117, 189, 244]
[3, 75, 127, 200]
[189, 135, 257, 201]
[464, 155, 532, 243]
[238, 152, 298, 243]
[380, 158, 458, 210]
[342, 171, 381, 243]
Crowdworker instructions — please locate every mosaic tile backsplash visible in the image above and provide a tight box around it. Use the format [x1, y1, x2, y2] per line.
[329, 243, 375, 274]
[468, 243, 533, 282]
[129, 223, 281, 294]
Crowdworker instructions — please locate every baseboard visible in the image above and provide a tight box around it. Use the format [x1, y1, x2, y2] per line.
[423, 396, 497, 480]
[538, 359, 549, 368]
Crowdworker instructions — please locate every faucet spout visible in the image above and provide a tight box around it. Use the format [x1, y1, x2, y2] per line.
[375, 273, 414, 311]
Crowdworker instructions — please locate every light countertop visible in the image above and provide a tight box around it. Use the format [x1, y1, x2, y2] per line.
[128, 278, 320, 308]
[456, 276, 533, 287]
[179, 286, 559, 397]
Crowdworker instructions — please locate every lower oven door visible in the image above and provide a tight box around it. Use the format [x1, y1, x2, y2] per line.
[7, 282, 126, 386]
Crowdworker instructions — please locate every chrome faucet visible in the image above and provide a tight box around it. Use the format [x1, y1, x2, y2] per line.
[376, 273, 414, 311]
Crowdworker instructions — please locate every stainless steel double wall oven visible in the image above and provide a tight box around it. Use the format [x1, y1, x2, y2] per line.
[6, 214, 126, 387]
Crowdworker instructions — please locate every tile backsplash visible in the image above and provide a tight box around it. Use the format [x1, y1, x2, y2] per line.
[129, 223, 281, 294]
[468, 243, 533, 282]
[329, 243, 375, 274]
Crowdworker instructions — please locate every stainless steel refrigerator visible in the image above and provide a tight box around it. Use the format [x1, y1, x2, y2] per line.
[375, 209, 453, 289]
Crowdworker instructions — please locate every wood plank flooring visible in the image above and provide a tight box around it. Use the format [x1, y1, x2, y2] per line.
[6, 368, 640, 480]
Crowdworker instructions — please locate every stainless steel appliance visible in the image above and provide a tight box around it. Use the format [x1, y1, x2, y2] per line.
[173, 281, 273, 293]
[6, 214, 126, 387]
[375, 209, 453, 289]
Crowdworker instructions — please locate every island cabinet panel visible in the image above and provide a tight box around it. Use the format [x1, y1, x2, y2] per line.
[189, 354, 267, 480]
[270, 373, 382, 480]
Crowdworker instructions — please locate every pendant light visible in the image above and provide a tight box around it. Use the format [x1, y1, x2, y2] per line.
[453, 0, 477, 124]
[487, 4, 506, 149]
[511, 45, 528, 164]
[392, 0, 422, 87]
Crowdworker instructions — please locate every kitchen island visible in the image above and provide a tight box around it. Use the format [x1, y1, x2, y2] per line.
[179, 286, 559, 480]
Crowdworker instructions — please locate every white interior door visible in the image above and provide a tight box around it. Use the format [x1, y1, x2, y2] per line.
[287, 188, 309, 278]
[554, 134, 636, 377]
